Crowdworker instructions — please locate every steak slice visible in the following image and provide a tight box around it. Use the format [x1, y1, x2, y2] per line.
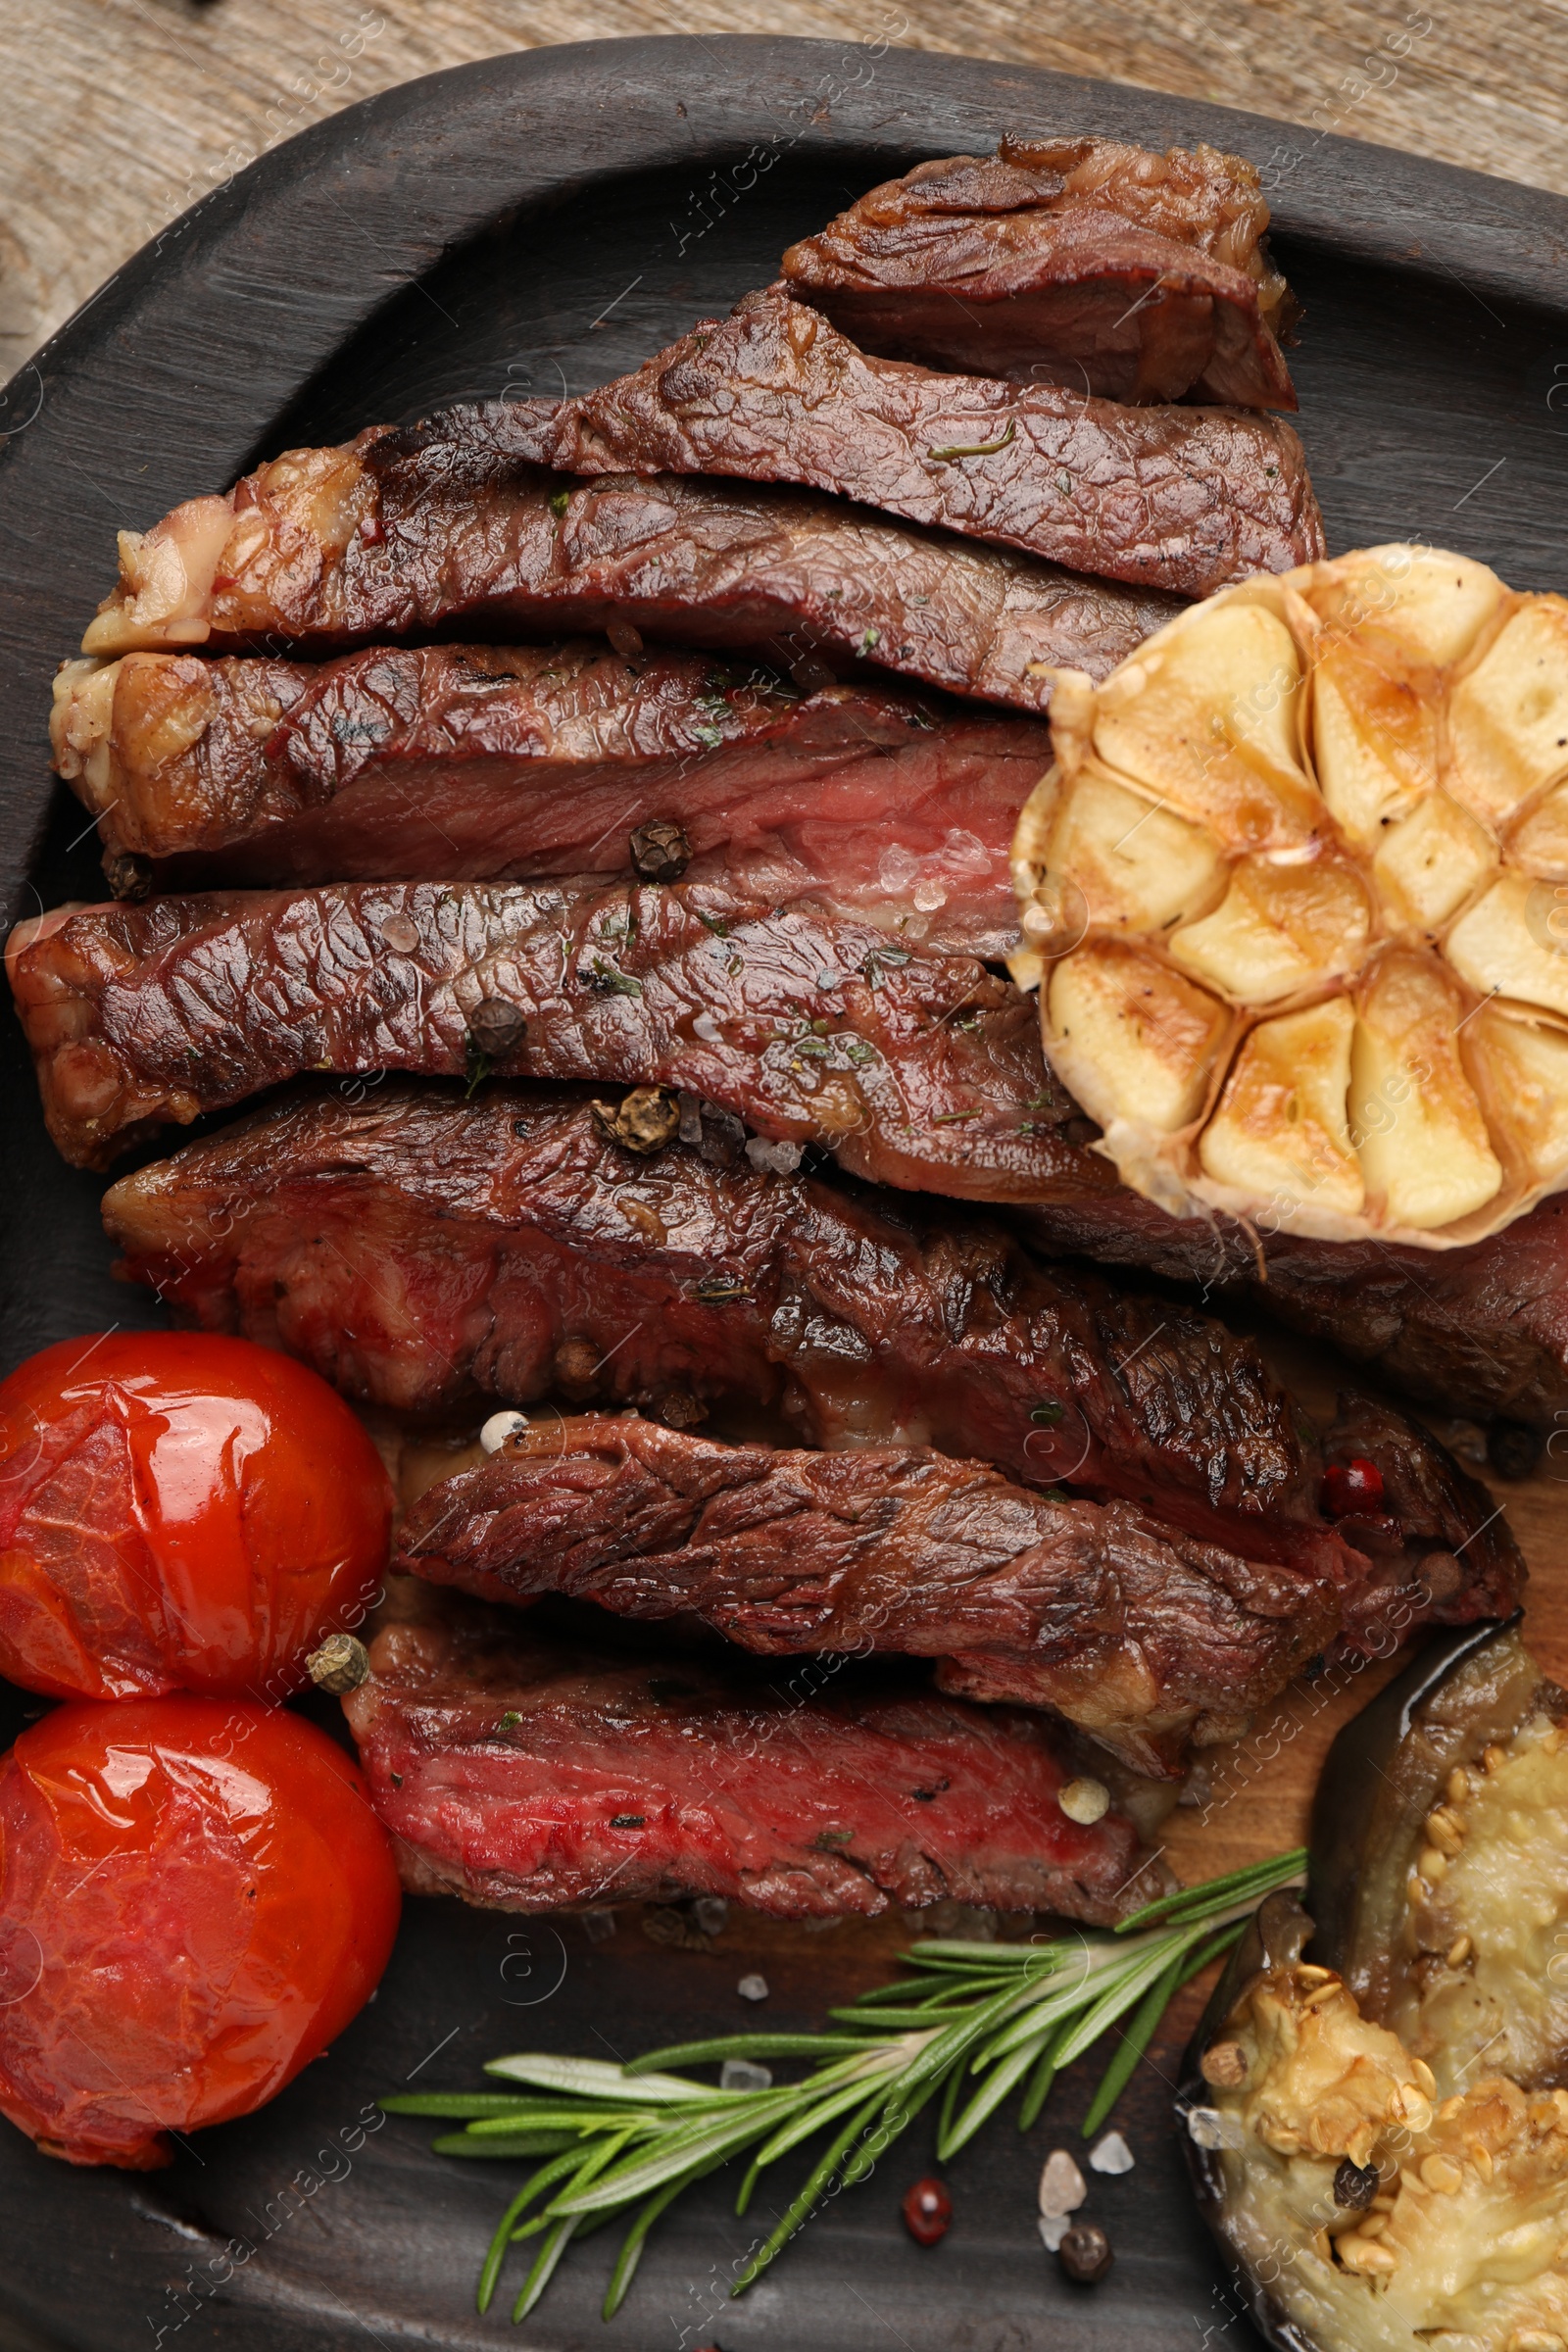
[101, 1078, 1525, 1636]
[494, 285, 1322, 599]
[781, 135, 1297, 408]
[50, 642, 1042, 947]
[396, 1412, 1339, 1775]
[79, 431, 1181, 710]
[1014, 1191, 1568, 1432]
[11, 880, 1081, 1190]
[340, 1598, 1167, 1921]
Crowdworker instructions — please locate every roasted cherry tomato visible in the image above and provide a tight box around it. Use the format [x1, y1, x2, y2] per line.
[0, 1333, 391, 1700]
[0, 1697, 401, 2167]
[1323, 1455, 1386, 1517]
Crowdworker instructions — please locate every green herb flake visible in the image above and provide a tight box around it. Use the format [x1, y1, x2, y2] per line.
[1030, 1401, 1065, 1427]
[549, 488, 570, 516]
[588, 957, 643, 999]
[927, 418, 1017, 462]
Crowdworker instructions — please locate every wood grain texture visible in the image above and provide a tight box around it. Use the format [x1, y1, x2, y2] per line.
[2, 0, 1567, 386]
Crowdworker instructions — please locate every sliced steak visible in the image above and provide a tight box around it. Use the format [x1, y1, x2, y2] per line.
[495, 285, 1322, 598]
[340, 1598, 1166, 1920]
[101, 1078, 1525, 1636]
[781, 135, 1297, 408]
[1014, 1191, 1568, 1431]
[51, 642, 1041, 947]
[396, 1412, 1338, 1775]
[79, 432, 1181, 710]
[11, 880, 1080, 1188]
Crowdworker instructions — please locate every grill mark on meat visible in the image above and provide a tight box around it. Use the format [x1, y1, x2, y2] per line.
[9, 879, 1077, 1188]
[100, 1079, 1526, 1635]
[497, 284, 1322, 598]
[50, 641, 1042, 949]
[341, 1598, 1167, 1920]
[396, 1412, 1339, 1776]
[781, 136, 1298, 409]
[1014, 1193, 1568, 1430]
[81, 432, 1182, 710]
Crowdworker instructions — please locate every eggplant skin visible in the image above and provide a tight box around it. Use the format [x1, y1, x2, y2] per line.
[1177, 1624, 1568, 2352]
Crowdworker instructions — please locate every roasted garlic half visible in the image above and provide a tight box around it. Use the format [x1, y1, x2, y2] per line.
[1012, 547, 1568, 1247]
[1182, 1625, 1568, 2352]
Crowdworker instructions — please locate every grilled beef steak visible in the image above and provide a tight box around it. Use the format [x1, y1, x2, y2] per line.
[11, 879, 1080, 1187]
[781, 135, 1297, 408]
[50, 643, 1041, 943]
[1015, 1191, 1568, 1431]
[340, 1599, 1166, 1920]
[494, 285, 1322, 599]
[101, 1080, 1524, 1636]
[79, 431, 1181, 709]
[396, 1412, 1338, 1774]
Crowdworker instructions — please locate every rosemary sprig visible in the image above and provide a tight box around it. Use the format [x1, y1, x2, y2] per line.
[380, 1847, 1303, 2323]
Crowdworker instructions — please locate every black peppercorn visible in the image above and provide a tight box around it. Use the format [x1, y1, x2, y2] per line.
[1488, 1420, 1543, 1481]
[104, 851, 154, 902]
[628, 820, 691, 883]
[1332, 2158, 1380, 2209]
[1057, 2221, 1112, 2283]
[466, 998, 526, 1059]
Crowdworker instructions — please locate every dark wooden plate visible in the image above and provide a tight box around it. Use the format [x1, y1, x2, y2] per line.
[3, 35, 1568, 2351]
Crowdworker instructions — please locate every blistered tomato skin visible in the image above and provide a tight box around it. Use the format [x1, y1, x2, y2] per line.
[0, 1332, 392, 1700]
[0, 1697, 401, 2168]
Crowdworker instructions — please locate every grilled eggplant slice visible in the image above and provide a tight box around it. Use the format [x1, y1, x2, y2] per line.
[1013, 546, 1568, 1249]
[1179, 1620, 1568, 2351]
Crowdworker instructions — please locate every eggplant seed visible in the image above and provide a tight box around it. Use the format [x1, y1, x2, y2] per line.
[1200, 2040, 1250, 2089]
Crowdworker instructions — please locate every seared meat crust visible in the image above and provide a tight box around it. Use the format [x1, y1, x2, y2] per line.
[496, 284, 1321, 597]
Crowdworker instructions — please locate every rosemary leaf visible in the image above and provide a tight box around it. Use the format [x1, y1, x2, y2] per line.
[431, 2130, 576, 2159]
[1081, 1922, 1247, 2141]
[731, 2088, 888, 2293]
[1017, 2027, 1066, 2132]
[625, 2032, 875, 2072]
[380, 2091, 541, 2120]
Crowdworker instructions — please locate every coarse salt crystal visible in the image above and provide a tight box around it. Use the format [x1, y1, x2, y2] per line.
[737, 1973, 769, 2002]
[1039, 2149, 1087, 2219]
[1089, 2130, 1134, 2176]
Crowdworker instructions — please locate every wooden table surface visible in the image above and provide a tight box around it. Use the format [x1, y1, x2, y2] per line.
[2, 0, 1568, 388]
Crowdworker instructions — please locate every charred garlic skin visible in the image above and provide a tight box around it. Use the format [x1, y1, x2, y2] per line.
[1012, 547, 1568, 1250]
[1179, 1619, 1568, 2352]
